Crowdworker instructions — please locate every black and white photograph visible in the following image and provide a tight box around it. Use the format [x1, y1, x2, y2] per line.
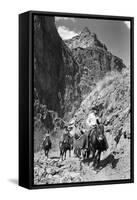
[33, 13, 133, 186]
[1, 0, 137, 197]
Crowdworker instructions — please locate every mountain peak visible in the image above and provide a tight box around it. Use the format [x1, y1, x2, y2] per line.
[65, 27, 107, 50]
[80, 28, 98, 40]
[81, 27, 91, 36]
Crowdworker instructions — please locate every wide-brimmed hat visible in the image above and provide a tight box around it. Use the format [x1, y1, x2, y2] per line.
[45, 133, 50, 137]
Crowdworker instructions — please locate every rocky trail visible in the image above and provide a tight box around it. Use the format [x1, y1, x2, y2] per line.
[34, 67, 131, 185]
[34, 135, 130, 185]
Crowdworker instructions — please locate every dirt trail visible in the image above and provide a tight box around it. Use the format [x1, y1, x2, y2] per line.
[34, 137, 130, 185]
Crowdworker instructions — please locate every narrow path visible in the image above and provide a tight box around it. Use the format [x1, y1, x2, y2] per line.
[34, 139, 130, 185]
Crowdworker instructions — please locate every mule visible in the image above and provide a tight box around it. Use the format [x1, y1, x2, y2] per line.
[59, 134, 73, 161]
[42, 135, 52, 158]
[73, 133, 89, 160]
[88, 124, 108, 168]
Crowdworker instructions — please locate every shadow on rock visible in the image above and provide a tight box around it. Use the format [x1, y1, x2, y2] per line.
[98, 153, 119, 170]
[82, 157, 94, 165]
[50, 156, 60, 159]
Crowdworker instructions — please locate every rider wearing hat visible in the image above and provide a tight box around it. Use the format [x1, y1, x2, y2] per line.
[60, 125, 71, 143]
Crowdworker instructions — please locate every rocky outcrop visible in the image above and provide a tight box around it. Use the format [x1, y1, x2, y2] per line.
[65, 27, 126, 97]
[72, 67, 130, 144]
[34, 16, 81, 121]
[65, 27, 107, 50]
[34, 153, 83, 185]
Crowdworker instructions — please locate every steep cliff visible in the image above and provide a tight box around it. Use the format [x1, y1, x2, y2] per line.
[65, 27, 126, 97]
[34, 16, 81, 121]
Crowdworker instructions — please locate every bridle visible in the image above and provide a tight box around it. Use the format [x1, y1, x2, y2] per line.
[96, 133, 104, 143]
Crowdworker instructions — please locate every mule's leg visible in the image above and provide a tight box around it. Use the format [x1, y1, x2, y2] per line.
[64, 150, 66, 160]
[74, 148, 77, 158]
[92, 150, 98, 168]
[46, 150, 48, 158]
[81, 149, 85, 160]
[47, 150, 49, 158]
[96, 150, 101, 168]
[87, 148, 90, 159]
[94, 150, 101, 169]
[91, 149, 96, 166]
[60, 148, 63, 161]
[44, 148, 47, 158]
[61, 149, 64, 161]
[81, 149, 84, 160]
[62, 152, 64, 161]
[78, 148, 81, 159]
[44, 149, 48, 159]
[62, 151, 64, 161]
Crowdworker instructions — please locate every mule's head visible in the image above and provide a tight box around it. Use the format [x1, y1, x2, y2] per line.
[96, 131, 104, 142]
[63, 137, 69, 144]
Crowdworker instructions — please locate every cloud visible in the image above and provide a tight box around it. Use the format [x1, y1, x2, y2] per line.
[57, 26, 79, 40]
[124, 21, 130, 29]
[55, 17, 76, 22]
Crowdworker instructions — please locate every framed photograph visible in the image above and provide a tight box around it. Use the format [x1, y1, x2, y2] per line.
[19, 11, 134, 189]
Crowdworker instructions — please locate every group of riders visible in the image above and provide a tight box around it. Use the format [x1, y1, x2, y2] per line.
[42, 112, 109, 168]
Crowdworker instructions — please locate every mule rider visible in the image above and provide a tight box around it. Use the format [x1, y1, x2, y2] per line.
[95, 117, 108, 151]
[87, 112, 108, 153]
[60, 126, 70, 143]
[42, 130, 52, 158]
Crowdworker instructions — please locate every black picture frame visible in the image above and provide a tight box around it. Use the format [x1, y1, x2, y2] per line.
[19, 10, 134, 189]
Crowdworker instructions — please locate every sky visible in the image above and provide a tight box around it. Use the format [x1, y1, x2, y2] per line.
[55, 17, 130, 67]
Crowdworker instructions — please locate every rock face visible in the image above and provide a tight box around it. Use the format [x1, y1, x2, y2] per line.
[34, 16, 81, 120]
[34, 19, 126, 121]
[65, 27, 107, 50]
[73, 67, 130, 142]
[65, 27, 126, 97]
